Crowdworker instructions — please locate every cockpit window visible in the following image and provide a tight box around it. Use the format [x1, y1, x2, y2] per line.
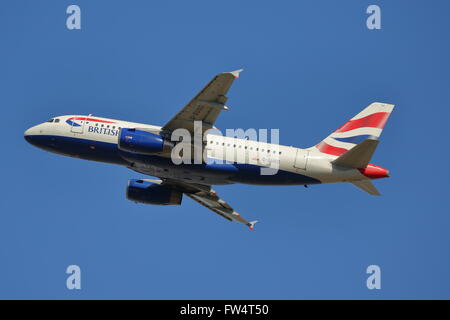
[47, 118, 54, 123]
[54, 119, 60, 123]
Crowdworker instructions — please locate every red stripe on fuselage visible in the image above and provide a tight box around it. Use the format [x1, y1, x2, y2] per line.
[68, 117, 115, 124]
[334, 112, 390, 133]
[316, 141, 348, 156]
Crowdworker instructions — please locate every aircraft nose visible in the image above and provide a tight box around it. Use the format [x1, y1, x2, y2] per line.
[24, 128, 33, 144]
[24, 125, 40, 145]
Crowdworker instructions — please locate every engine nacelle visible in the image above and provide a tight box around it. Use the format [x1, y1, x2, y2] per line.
[126, 179, 182, 205]
[119, 128, 173, 154]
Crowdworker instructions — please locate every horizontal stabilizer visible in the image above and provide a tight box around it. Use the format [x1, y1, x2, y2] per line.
[332, 138, 379, 168]
[351, 180, 381, 196]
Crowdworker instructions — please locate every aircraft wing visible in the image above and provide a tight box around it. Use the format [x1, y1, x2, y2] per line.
[161, 69, 243, 135]
[161, 179, 258, 230]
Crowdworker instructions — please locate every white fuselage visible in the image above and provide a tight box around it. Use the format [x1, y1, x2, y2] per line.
[24, 115, 370, 186]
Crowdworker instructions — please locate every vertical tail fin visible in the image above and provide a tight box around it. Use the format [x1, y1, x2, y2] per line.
[310, 102, 394, 156]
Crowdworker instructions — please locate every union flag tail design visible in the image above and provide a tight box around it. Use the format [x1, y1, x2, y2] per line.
[310, 102, 394, 156]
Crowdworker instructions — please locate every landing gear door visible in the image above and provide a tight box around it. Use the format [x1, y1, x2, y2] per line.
[294, 149, 309, 170]
[70, 117, 84, 134]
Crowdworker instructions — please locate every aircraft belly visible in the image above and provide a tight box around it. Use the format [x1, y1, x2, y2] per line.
[28, 135, 127, 165]
[231, 163, 321, 185]
[130, 162, 235, 185]
[35, 135, 322, 186]
[122, 152, 322, 186]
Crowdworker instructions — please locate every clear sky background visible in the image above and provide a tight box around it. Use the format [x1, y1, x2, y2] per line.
[1, 0, 449, 299]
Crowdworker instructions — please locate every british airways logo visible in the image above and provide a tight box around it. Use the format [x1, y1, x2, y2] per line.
[66, 118, 82, 127]
[88, 126, 120, 136]
[66, 117, 120, 136]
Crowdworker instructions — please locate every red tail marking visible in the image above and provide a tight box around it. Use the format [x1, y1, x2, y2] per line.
[316, 141, 348, 156]
[334, 112, 390, 133]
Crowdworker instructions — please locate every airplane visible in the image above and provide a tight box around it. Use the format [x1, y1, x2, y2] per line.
[24, 69, 394, 230]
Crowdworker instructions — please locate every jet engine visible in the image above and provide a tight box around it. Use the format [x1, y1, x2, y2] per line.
[118, 128, 173, 154]
[126, 179, 182, 205]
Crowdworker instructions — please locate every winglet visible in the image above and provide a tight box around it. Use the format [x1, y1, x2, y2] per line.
[248, 220, 258, 230]
[230, 69, 244, 79]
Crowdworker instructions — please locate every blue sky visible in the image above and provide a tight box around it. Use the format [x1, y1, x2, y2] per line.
[1, 0, 449, 299]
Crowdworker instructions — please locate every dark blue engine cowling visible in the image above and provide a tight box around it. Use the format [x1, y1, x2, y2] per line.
[119, 128, 168, 154]
[126, 179, 182, 205]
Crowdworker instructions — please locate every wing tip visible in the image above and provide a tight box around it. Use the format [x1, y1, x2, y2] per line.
[230, 69, 244, 78]
[248, 220, 258, 230]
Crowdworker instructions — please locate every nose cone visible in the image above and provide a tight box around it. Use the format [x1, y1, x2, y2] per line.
[24, 128, 31, 139]
[24, 125, 41, 146]
[358, 164, 390, 179]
